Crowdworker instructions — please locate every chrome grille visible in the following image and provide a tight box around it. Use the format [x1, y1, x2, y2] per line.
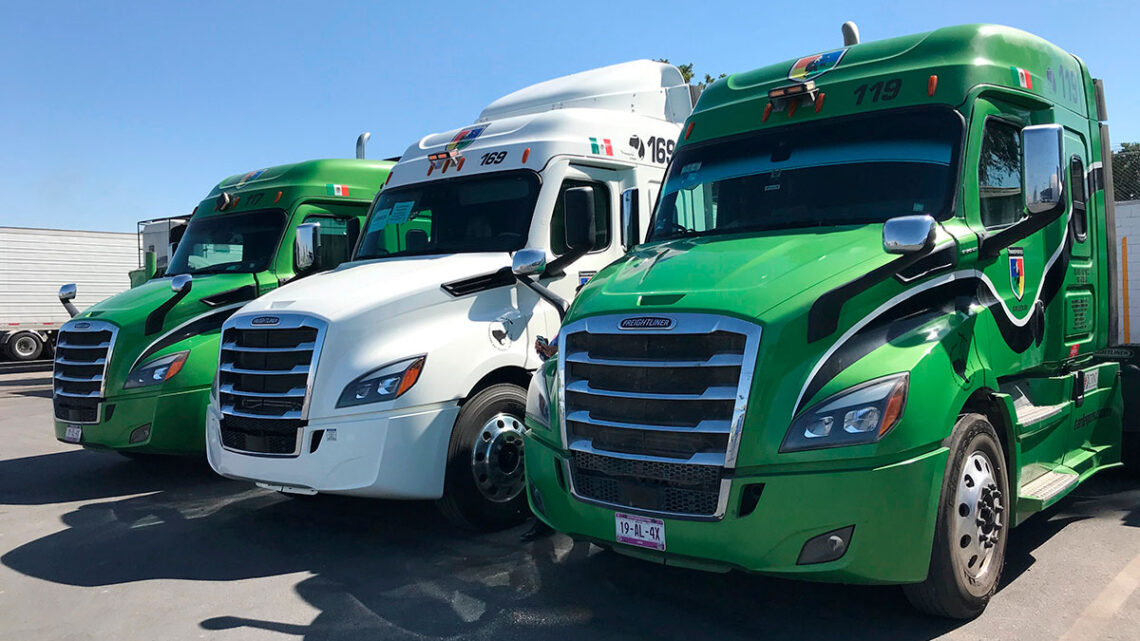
[560, 314, 760, 519]
[217, 314, 326, 456]
[53, 320, 118, 424]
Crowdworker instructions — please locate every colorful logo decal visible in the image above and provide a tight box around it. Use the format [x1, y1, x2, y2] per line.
[235, 168, 265, 188]
[326, 184, 350, 197]
[1011, 66, 1034, 90]
[446, 126, 487, 153]
[788, 49, 847, 83]
[1009, 248, 1025, 301]
[590, 137, 613, 156]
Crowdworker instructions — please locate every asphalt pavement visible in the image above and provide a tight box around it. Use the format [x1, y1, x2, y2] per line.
[1, 369, 1138, 641]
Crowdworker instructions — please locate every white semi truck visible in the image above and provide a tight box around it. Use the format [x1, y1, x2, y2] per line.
[206, 60, 693, 528]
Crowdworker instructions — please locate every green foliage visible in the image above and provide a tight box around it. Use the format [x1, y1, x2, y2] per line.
[1113, 143, 1140, 201]
[656, 59, 723, 88]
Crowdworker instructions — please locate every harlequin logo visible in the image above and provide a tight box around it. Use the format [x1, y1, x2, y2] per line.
[619, 316, 675, 330]
[235, 169, 265, 188]
[1009, 248, 1025, 301]
[446, 126, 487, 153]
[251, 316, 280, 326]
[788, 49, 847, 82]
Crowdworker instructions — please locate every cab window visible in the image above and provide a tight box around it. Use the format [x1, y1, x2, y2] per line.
[550, 179, 611, 255]
[301, 215, 359, 268]
[1070, 156, 1087, 242]
[979, 119, 1024, 229]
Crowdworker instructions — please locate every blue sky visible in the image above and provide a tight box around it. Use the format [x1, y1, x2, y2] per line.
[1, 0, 1137, 232]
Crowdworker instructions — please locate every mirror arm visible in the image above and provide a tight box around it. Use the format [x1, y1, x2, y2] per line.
[515, 274, 570, 320]
[544, 245, 590, 278]
[61, 299, 79, 318]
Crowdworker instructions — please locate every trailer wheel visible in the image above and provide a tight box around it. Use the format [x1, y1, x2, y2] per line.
[5, 332, 44, 361]
[437, 383, 530, 530]
[904, 413, 1009, 619]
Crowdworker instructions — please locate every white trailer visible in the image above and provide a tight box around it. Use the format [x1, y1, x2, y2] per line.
[207, 60, 693, 528]
[1117, 200, 1139, 344]
[0, 227, 139, 360]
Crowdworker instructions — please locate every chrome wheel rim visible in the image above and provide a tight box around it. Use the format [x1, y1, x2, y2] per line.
[954, 451, 1004, 580]
[13, 336, 38, 358]
[470, 413, 525, 503]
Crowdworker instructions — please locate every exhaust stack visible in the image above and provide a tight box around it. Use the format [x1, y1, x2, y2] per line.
[842, 21, 860, 46]
[356, 132, 371, 159]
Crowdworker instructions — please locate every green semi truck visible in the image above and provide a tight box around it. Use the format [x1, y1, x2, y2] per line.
[52, 157, 393, 455]
[524, 24, 1137, 618]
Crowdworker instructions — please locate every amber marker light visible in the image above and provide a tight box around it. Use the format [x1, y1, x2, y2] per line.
[521, 148, 531, 163]
[928, 75, 938, 96]
[684, 122, 694, 140]
[814, 92, 826, 113]
[762, 103, 773, 122]
[396, 356, 426, 397]
[879, 377, 908, 436]
[273, 190, 283, 204]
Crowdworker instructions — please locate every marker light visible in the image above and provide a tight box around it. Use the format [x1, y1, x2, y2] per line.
[762, 103, 773, 123]
[928, 75, 938, 96]
[767, 80, 818, 114]
[274, 190, 283, 204]
[781, 374, 909, 452]
[787, 101, 799, 117]
[814, 92, 826, 113]
[427, 162, 435, 176]
[456, 156, 466, 171]
[684, 122, 694, 140]
[384, 171, 394, 186]
[521, 148, 531, 163]
[442, 158, 452, 173]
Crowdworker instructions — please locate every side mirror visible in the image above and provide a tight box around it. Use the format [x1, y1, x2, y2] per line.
[170, 274, 193, 294]
[563, 186, 597, 251]
[883, 215, 937, 255]
[512, 248, 547, 277]
[1022, 124, 1065, 217]
[59, 284, 79, 318]
[294, 222, 322, 274]
[621, 188, 640, 252]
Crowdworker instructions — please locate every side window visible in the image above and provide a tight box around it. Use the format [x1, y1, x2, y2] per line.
[978, 119, 1023, 229]
[301, 216, 358, 268]
[550, 179, 611, 255]
[1070, 156, 1087, 242]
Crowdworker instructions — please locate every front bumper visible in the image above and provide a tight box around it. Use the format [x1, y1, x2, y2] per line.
[53, 387, 210, 455]
[206, 401, 461, 499]
[525, 432, 948, 585]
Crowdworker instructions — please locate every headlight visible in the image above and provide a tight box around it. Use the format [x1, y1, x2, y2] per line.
[525, 365, 553, 430]
[336, 355, 425, 408]
[123, 351, 190, 389]
[781, 373, 908, 452]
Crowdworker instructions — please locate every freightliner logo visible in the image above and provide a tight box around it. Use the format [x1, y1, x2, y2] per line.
[619, 317, 675, 330]
[250, 316, 280, 326]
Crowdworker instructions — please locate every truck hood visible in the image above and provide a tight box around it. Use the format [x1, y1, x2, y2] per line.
[78, 273, 258, 330]
[235, 253, 512, 324]
[574, 225, 891, 321]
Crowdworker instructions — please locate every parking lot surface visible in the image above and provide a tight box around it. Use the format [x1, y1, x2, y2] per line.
[1, 369, 1138, 641]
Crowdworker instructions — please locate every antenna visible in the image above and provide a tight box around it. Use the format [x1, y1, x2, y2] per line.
[842, 21, 860, 46]
[356, 132, 371, 159]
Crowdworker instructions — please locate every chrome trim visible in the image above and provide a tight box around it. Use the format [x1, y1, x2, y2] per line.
[221, 341, 316, 353]
[219, 383, 306, 398]
[219, 363, 310, 376]
[566, 410, 731, 434]
[564, 352, 744, 368]
[220, 405, 303, 421]
[566, 380, 737, 401]
[52, 319, 119, 425]
[556, 313, 762, 520]
[568, 439, 726, 466]
[53, 373, 102, 383]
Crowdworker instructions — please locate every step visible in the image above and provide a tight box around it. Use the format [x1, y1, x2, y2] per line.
[1018, 468, 1079, 514]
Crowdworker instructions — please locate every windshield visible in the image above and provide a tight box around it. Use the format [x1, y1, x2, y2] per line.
[649, 109, 962, 242]
[167, 209, 286, 275]
[355, 171, 539, 260]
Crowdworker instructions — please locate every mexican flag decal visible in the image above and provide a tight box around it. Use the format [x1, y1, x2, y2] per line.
[1010, 67, 1033, 90]
[326, 184, 350, 197]
[590, 137, 613, 156]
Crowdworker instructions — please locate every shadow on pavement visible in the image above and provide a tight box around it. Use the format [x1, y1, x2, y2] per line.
[3, 461, 1138, 641]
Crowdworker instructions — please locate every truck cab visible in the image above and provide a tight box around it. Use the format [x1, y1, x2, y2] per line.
[527, 25, 1136, 617]
[205, 60, 692, 528]
[53, 159, 392, 455]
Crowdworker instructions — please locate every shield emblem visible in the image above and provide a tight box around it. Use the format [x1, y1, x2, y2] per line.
[1008, 250, 1025, 301]
[788, 49, 847, 83]
[446, 125, 487, 153]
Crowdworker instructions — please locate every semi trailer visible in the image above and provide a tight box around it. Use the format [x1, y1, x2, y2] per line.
[0, 227, 139, 361]
[206, 60, 693, 529]
[525, 24, 1138, 618]
[52, 156, 393, 455]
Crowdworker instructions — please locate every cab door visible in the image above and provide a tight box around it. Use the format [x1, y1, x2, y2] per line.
[272, 203, 364, 291]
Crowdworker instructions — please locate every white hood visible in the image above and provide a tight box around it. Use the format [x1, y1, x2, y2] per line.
[238, 253, 512, 324]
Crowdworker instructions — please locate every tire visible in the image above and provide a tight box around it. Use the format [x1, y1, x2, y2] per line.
[1122, 431, 1140, 475]
[437, 383, 530, 530]
[904, 413, 1009, 619]
[5, 332, 44, 361]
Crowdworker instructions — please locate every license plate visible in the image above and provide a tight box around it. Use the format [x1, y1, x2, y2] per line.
[64, 425, 82, 443]
[615, 512, 665, 551]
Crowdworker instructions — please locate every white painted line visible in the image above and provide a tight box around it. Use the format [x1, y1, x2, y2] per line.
[1057, 549, 1140, 641]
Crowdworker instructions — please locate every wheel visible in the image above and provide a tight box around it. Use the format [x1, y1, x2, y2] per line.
[5, 332, 44, 361]
[904, 413, 1009, 619]
[437, 383, 530, 530]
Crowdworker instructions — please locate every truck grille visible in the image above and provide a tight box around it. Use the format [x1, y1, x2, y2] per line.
[217, 315, 326, 456]
[560, 314, 760, 519]
[53, 320, 118, 424]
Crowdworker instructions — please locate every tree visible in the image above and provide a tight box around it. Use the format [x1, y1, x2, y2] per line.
[1113, 143, 1140, 202]
[655, 59, 723, 90]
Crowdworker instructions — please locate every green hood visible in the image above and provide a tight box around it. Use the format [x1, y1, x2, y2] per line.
[573, 224, 892, 322]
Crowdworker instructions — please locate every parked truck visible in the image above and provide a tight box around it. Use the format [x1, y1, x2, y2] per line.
[205, 60, 692, 529]
[53, 156, 393, 455]
[0, 227, 140, 361]
[525, 24, 1138, 618]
